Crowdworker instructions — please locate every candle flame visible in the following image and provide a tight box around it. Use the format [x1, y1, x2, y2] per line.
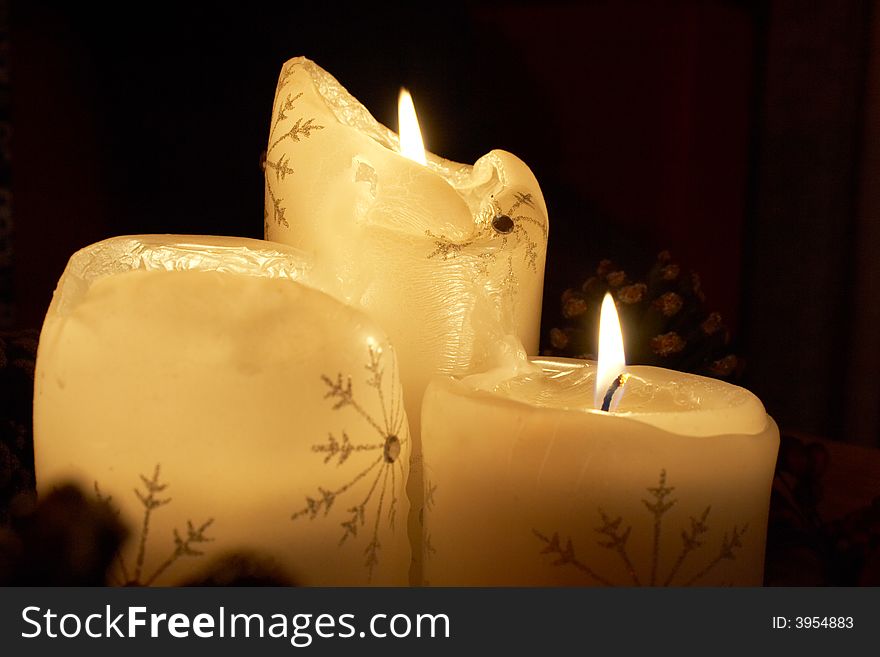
[595, 292, 627, 410]
[398, 88, 427, 165]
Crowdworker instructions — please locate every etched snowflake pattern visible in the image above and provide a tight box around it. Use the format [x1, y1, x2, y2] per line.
[425, 191, 546, 297]
[291, 344, 408, 581]
[95, 464, 214, 586]
[422, 478, 438, 560]
[264, 62, 325, 230]
[534, 470, 748, 586]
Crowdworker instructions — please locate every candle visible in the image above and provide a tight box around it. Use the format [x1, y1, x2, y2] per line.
[264, 57, 547, 366]
[263, 57, 549, 579]
[421, 295, 779, 586]
[263, 57, 547, 428]
[33, 235, 411, 585]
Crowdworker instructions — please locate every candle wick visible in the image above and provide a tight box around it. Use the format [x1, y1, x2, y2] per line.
[600, 373, 630, 412]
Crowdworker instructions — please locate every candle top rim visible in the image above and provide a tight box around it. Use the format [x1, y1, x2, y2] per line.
[50, 234, 315, 317]
[442, 356, 772, 437]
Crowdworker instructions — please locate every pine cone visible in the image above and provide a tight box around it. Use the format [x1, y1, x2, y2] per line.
[542, 252, 742, 380]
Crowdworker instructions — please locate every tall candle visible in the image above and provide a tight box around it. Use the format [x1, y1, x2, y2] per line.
[263, 57, 549, 577]
[33, 235, 410, 585]
[263, 57, 548, 422]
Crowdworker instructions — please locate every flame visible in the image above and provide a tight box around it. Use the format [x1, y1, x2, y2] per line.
[398, 88, 427, 165]
[595, 292, 627, 410]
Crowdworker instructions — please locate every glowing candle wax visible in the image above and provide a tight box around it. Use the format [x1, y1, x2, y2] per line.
[33, 236, 410, 585]
[421, 296, 779, 586]
[263, 57, 549, 580]
[263, 56, 548, 441]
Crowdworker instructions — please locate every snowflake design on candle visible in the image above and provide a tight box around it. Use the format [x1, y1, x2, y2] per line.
[534, 470, 748, 586]
[426, 191, 546, 298]
[290, 344, 408, 581]
[418, 477, 439, 587]
[264, 62, 325, 232]
[95, 464, 214, 586]
[422, 478, 438, 559]
[491, 192, 547, 272]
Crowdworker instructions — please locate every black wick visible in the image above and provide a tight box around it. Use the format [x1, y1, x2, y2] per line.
[600, 373, 630, 412]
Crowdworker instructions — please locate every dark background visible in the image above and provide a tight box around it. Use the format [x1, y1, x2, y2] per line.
[5, 0, 880, 447]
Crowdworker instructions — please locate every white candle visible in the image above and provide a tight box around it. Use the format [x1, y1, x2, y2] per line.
[33, 235, 411, 585]
[263, 56, 548, 435]
[263, 57, 550, 580]
[421, 296, 779, 586]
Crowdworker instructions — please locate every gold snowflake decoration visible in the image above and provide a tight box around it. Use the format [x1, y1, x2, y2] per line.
[95, 464, 214, 586]
[425, 191, 546, 301]
[535, 469, 748, 586]
[291, 344, 408, 581]
[264, 61, 325, 231]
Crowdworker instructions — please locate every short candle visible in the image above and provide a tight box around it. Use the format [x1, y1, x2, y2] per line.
[421, 295, 779, 586]
[34, 236, 411, 585]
